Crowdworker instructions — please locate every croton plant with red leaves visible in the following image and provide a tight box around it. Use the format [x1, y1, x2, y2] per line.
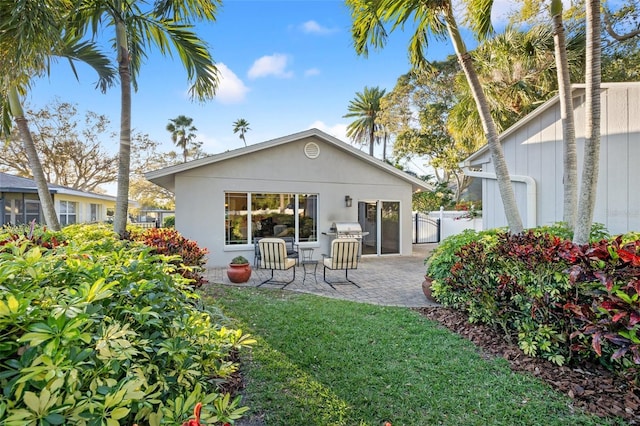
[133, 228, 209, 287]
[561, 237, 640, 372]
[433, 229, 640, 379]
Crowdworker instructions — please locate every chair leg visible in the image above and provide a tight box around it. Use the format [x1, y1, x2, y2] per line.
[258, 269, 275, 287]
[323, 267, 358, 289]
[258, 267, 295, 288]
[323, 266, 336, 290]
[345, 269, 360, 288]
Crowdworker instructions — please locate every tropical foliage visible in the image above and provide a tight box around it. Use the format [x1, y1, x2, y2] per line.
[232, 119, 250, 147]
[428, 225, 640, 383]
[347, 0, 525, 233]
[0, 223, 253, 425]
[344, 86, 386, 157]
[0, 0, 117, 231]
[167, 115, 200, 163]
[74, 0, 221, 236]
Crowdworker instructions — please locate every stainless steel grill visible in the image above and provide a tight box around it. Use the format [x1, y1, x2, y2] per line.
[324, 222, 369, 256]
[330, 222, 365, 239]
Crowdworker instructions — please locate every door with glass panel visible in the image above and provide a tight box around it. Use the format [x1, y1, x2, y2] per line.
[380, 201, 400, 254]
[357, 200, 400, 255]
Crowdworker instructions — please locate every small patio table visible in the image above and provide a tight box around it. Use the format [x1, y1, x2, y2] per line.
[300, 247, 318, 283]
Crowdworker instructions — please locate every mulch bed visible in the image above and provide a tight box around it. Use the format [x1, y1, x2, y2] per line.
[413, 306, 640, 423]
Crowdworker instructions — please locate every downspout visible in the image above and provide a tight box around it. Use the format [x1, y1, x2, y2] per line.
[462, 166, 537, 229]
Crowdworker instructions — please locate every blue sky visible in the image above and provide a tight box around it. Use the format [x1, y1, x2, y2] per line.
[27, 0, 514, 191]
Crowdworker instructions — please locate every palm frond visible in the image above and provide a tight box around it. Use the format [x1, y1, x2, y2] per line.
[465, 0, 495, 40]
[58, 33, 118, 93]
[347, 0, 389, 56]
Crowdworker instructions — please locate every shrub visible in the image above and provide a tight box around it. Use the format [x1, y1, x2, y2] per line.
[132, 227, 209, 287]
[562, 237, 640, 379]
[429, 225, 640, 375]
[164, 216, 176, 228]
[0, 226, 254, 425]
[427, 229, 499, 307]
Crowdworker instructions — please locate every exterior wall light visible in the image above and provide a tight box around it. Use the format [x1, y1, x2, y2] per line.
[345, 195, 352, 208]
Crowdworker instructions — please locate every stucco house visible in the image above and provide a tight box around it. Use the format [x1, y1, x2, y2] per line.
[1, 172, 116, 226]
[462, 82, 640, 235]
[146, 128, 432, 267]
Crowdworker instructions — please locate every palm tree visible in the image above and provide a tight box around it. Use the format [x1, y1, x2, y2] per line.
[344, 86, 386, 156]
[347, 0, 525, 233]
[550, 0, 578, 230]
[574, 0, 602, 244]
[1, 0, 116, 230]
[167, 115, 198, 162]
[76, 0, 220, 237]
[233, 118, 250, 146]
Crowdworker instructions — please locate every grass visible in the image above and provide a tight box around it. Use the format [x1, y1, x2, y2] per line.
[203, 284, 622, 426]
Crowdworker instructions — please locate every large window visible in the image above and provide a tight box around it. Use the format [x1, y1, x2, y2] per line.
[2, 196, 41, 225]
[225, 192, 318, 245]
[59, 201, 77, 226]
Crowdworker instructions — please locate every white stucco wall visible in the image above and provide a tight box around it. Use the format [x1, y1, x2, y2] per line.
[471, 83, 640, 235]
[172, 135, 416, 267]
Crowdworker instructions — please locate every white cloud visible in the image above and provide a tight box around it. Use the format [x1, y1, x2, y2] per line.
[248, 54, 294, 79]
[215, 63, 250, 104]
[196, 132, 224, 153]
[300, 20, 338, 35]
[304, 68, 321, 77]
[308, 121, 348, 141]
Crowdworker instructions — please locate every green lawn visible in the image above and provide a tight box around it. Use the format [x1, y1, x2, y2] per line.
[203, 285, 621, 426]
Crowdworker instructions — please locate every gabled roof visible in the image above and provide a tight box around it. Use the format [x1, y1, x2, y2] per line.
[0, 172, 117, 202]
[145, 128, 433, 192]
[463, 82, 640, 166]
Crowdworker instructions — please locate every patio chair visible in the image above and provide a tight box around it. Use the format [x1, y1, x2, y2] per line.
[322, 238, 361, 289]
[253, 237, 264, 267]
[257, 238, 296, 287]
[281, 236, 299, 264]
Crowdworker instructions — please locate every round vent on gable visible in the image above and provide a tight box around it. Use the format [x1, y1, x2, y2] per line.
[304, 142, 320, 159]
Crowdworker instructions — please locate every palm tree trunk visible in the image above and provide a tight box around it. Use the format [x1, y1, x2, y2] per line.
[574, 0, 602, 244]
[444, 8, 524, 234]
[369, 125, 375, 156]
[8, 86, 61, 230]
[113, 20, 132, 237]
[551, 0, 578, 230]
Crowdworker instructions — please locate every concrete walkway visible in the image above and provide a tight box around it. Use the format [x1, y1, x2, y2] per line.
[205, 244, 439, 308]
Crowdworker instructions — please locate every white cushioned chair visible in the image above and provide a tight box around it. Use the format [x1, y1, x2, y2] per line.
[258, 238, 296, 287]
[322, 238, 360, 289]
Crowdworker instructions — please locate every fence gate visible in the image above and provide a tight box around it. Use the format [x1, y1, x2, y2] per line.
[412, 213, 440, 244]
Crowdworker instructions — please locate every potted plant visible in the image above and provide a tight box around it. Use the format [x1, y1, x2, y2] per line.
[227, 255, 251, 283]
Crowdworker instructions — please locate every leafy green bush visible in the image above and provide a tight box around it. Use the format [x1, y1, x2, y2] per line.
[535, 221, 610, 242]
[431, 230, 578, 364]
[0, 226, 254, 425]
[132, 227, 209, 287]
[428, 225, 640, 376]
[427, 229, 499, 307]
[164, 216, 176, 228]
[562, 237, 640, 379]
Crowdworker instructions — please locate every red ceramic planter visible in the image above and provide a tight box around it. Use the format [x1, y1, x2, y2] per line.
[227, 263, 252, 283]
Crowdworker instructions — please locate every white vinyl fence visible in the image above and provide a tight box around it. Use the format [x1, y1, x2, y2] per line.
[413, 208, 483, 243]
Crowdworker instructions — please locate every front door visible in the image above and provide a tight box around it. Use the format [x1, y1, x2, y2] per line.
[357, 200, 400, 255]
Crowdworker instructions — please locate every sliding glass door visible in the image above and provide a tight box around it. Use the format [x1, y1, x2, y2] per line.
[358, 200, 400, 255]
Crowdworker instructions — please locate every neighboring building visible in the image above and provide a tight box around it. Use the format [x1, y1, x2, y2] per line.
[0, 172, 116, 226]
[146, 128, 432, 267]
[462, 82, 640, 235]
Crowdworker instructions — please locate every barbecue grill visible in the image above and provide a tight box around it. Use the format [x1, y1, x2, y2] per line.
[324, 222, 369, 256]
[328, 222, 365, 238]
